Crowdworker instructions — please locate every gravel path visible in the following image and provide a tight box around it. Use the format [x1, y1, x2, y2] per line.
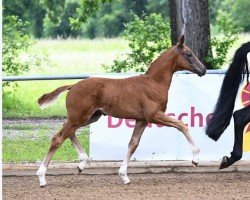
[3, 118, 66, 131]
[3, 119, 250, 199]
[3, 172, 250, 200]
[3, 118, 86, 139]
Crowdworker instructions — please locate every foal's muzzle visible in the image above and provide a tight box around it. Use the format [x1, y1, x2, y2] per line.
[193, 64, 206, 77]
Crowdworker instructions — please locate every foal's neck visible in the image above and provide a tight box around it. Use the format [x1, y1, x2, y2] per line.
[146, 48, 177, 86]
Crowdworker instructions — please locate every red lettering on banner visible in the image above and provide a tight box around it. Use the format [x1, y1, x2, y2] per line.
[125, 119, 135, 128]
[156, 124, 164, 127]
[147, 123, 152, 128]
[206, 113, 213, 124]
[107, 107, 212, 128]
[191, 107, 203, 127]
[108, 117, 122, 128]
[178, 113, 188, 121]
[178, 113, 188, 126]
[167, 113, 175, 117]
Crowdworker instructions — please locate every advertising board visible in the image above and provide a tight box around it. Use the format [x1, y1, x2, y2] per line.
[90, 74, 250, 161]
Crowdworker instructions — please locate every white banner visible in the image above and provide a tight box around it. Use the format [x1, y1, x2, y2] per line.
[90, 74, 250, 161]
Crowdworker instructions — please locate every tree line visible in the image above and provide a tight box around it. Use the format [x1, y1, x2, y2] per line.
[2, 0, 248, 83]
[3, 0, 249, 39]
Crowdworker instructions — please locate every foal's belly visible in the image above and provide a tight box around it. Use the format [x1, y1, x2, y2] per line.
[100, 97, 145, 120]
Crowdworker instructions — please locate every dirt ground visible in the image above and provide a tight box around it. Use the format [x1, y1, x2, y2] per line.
[3, 172, 250, 200]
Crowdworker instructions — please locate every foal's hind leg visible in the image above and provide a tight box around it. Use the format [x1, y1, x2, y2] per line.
[152, 111, 200, 166]
[220, 106, 250, 169]
[70, 134, 89, 173]
[119, 121, 147, 184]
[70, 110, 103, 173]
[36, 121, 79, 187]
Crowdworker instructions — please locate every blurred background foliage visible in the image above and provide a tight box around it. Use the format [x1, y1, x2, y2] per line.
[3, 0, 249, 39]
[2, 0, 248, 77]
[2, 0, 249, 117]
[3, 0, 168, 39]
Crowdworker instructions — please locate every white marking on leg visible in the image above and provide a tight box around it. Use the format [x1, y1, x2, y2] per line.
[119, 158, 131, 184]
[78, 153, 89, 171]
[190, 144, 200, 165]
[181, 126, 200, 166]
[118, 121, 146, 184]
[70, 135, 89, 172]
[36, 163, 47, 187]
[152, 113, 200, 167]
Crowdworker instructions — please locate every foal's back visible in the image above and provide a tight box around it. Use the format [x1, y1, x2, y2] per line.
[66, 75, 166, 121]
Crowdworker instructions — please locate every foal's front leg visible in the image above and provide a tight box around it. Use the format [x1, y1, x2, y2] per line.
[119, 121, 147, 184]
[152, 111, 200, 166]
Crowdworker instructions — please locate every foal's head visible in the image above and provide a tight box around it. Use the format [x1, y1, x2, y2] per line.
[174, 35, 206, 76]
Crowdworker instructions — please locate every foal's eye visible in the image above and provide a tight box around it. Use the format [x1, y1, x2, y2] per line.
[186, 52, 192, 57]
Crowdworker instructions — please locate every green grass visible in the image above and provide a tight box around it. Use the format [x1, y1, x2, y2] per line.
[3, 35, 249, 162]
[3, 128, 89, 162]
[3, 124, 50, 130]
[3, 34, 250, 118]
[3, 80, 75, 118]
[3, 38, 127, 162]
[3, 38, 129, 118]
[27, 38, 129, 75]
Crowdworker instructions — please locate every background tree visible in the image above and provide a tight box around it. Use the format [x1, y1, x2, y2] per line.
[3, 0, 46, 38]
[209, 0, 250, 32]
[3, 0, 244, 72]
[43, 1, 82, 38]
[231, 0, 250, 32]
[72, 0, 169, 38]
[81, 1, 129, 38]
[169, 0, 212, 68]
[147, 0, 169, 19]
[208, 0, 222, 25]
[3, 15, 33, 90]
[104, 13, 171, 72]
[205, 11, 242, 69]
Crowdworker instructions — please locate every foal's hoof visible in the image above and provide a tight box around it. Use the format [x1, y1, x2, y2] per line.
[77, 166, 83, 174]
[192, 160, 198, 167]
[40, 184, 46, 188]
[39, 179, 47, 187]
[37, 173, 47, 187]
[120, 175, 131, 185]
[219, 156, 230, 169]
[124, 180, 131, 185]
[119, 171, 131, 185]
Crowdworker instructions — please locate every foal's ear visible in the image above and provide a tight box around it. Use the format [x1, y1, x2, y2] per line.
[178, 35, 185, 49]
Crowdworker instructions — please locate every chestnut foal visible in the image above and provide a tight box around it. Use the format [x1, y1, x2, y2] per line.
[36, 35, 206, 187]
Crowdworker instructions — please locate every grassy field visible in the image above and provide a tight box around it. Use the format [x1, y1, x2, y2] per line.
[3, 121, 89, 162]
[27, 38, 129, 75]
[3, 38, 129, 162]
[3, 80, 73, 118]
[3, 132, 89, 162]
[3, 35, 249, 163]
[3, 35, 250, 118]
[3, 38, 129, 118]
[3, 38, 128, 162]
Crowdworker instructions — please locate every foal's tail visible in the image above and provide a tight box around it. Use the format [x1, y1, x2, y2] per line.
[206, 42, 250, 141]
[38, 85, 72, 109]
